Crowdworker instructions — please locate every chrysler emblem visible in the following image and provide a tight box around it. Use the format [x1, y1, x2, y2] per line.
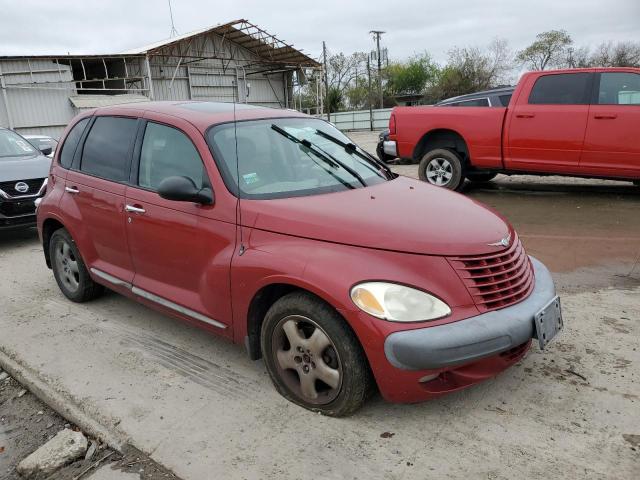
[488, 233, 511, 248]
[14, 182, 29, 194]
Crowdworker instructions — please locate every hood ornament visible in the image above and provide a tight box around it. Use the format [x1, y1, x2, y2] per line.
[488, 233, 511, 248]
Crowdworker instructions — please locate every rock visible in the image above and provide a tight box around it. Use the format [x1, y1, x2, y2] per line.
[17, 389, 27, 398]
[16, 428, 88, 478]
[0, 372, 9, 381]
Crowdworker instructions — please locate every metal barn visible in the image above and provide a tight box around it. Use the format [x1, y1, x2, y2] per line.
[0, 19, 321, 138]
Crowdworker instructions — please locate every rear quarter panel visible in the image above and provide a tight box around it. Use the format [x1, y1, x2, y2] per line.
[393, 106, 507, 168]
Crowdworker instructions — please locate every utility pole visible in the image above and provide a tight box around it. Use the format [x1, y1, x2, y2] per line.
[370, 30, 385, 109]
[367, 57, 373, 131]
[323, 41, 330, 121]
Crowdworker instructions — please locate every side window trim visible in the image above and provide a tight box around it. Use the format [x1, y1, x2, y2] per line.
[57, 117, 91, 170]
[130, 119, 211, 193]
[73, 115, 141, 184]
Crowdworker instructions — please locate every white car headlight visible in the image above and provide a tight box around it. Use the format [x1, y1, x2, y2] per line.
[350, 282, 451, 322]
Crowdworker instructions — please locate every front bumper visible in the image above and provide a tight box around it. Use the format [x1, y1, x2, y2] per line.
[384, 256, 556, 370]
[382, 140, 397, 157]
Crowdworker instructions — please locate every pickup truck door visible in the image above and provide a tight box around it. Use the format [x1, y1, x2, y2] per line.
[581, 71, 640, 176]
[506, 72, 594, 173]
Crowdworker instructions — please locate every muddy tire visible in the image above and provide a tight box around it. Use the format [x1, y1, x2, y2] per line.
[418, 148, 465, 191]
[261, 291, 373, 417]
[50, 228, 104, 302]
[466, 172, 498, 183]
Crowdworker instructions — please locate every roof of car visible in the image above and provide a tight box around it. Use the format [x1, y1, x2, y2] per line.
[86, 101, 307, 132]
[437, 86, 515, 105]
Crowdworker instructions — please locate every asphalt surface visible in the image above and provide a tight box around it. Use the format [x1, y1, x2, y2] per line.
[0, 131, 639, 479]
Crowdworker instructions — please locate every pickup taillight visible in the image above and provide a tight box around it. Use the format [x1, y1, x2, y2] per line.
[389, 113, 396, 135]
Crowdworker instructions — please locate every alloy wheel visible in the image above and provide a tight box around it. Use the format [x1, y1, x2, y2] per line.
[54, 239, 80, 293]
[271, 315, 343, 405]
[426, 157, 454, 186]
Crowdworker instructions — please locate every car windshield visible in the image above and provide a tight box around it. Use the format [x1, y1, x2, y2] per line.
[0, 129, 38, 158]
[28, 137, 58, 150]
[207, 117, 391, 199]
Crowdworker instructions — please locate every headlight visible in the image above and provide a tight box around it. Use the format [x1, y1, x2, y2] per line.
[350, 282, 451, 322]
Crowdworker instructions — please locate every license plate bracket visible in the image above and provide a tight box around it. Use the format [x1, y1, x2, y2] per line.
[534, 296, 563, 349]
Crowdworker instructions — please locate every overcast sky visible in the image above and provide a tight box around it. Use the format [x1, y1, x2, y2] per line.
[1, 0, 638, 64]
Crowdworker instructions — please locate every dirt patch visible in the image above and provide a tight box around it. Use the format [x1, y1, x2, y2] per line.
[0, 373, 178, 480]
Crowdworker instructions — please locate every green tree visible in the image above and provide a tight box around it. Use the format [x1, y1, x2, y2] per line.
[517, 30, 573, 70]
[385, 53, 438, 97]
[425, 39, 513, 103]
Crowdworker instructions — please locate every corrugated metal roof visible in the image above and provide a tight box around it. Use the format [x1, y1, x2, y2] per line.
[69, 94, 150, 109]
[121, 19, 320, 68]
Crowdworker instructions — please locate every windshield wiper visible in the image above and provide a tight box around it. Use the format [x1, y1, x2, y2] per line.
[270, 124, 366, 187]
[314, 129, 393, 179]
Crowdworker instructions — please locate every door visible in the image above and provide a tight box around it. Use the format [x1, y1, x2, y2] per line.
[581, 71, 640, 176]
[61, 115, 138, 285]
[125, 116, 235, 335]
[506, 72, 594, 173]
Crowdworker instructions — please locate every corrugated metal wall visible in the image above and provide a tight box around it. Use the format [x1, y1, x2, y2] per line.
[149, 32, 290, 107]
[0, 59, 76, 138]
[0, 31, 295, 138]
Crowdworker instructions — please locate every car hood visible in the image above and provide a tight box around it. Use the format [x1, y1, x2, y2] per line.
[0, 154, 51, 182]
[242, 176, 513, 256]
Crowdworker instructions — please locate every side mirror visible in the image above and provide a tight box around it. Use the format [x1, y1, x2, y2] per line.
[40, 147, 53, 156]
[157, 176, 214, 205]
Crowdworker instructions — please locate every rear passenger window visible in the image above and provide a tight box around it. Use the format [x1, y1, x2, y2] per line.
[452, 98, 490, 107]
[528, 73, 592, 105]
[598, 72, 640, 105]
[59, 118, 89, 168]
[80, 117, 137, 182]
[499, 94, 512, 106]
[138, 122, 206, 191]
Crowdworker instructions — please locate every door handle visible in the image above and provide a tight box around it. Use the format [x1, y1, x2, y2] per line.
[516, 113, 535, 118]
[594, 114, 617, 119]
[125, 204, 146, 214]
[65, 186, 79, 194]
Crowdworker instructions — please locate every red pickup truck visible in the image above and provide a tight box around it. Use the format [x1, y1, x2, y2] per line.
[385, 68, 640, 190]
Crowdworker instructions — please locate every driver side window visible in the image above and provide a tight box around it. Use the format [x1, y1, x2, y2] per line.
[138, 122, 207, 191]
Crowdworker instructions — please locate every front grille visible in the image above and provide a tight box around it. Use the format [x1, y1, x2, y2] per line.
[447, 235, 534, 313]
[0, 200, 36, 217]
[0, 178, 45, 196]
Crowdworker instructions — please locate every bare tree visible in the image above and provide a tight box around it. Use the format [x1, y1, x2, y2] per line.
[590, 41, 640, 67]
[517, 30, 573, 70]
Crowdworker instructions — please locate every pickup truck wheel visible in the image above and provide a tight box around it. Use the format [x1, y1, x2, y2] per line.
[50, 228, 104, 303]
[419, 149, 464, 190]
[261, 291, 373, 417]
[466, 172, 498, 183]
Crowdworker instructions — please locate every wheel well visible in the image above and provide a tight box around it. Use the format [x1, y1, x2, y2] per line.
[42, 218, 65, 268]
[413, 129, 469, 164]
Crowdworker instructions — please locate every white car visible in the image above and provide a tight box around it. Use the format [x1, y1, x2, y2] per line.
[22, 134, 58, 158]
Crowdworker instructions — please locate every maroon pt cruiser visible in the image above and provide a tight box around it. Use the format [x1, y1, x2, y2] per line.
[37, 102, 563, 416]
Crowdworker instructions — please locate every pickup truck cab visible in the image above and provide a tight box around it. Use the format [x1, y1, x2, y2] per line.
[386, 68, 640, 190]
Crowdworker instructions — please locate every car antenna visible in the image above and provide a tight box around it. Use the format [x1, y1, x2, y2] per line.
[234, 99, 245, 256]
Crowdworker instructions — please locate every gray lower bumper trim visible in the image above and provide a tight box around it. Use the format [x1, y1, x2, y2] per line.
[384, 256, 556, 370]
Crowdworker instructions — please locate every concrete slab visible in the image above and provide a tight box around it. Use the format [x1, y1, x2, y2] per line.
[0, 225, 639, 479]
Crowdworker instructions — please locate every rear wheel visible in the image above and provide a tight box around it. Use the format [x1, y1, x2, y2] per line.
[50, 228, 103, 302]
[466, 172, 498, 183]
[261, 291, 372, 417]
[418, 148, 464, 191]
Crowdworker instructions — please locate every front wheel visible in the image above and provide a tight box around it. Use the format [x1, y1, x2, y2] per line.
[261, 292, 373, 417]
[418, 148, 464, 190]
